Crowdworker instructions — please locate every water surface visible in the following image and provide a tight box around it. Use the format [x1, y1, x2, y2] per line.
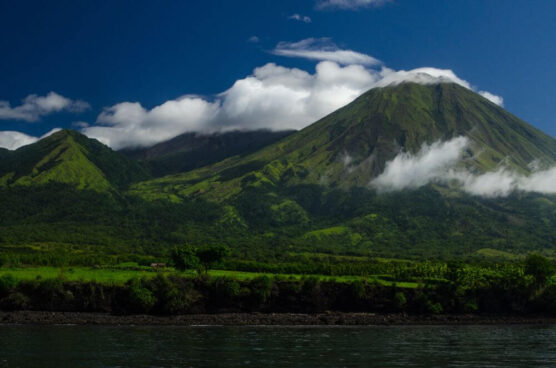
[0, 324, 554, 367]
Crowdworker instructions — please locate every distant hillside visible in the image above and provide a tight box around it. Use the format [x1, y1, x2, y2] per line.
[121, 130, 295, 177]
[131, 83, 556, 200]
[0, 148, 9, 160]
[126, 83, 556, 257]
[1, 84, 556, 259]
[0, 130, 149, 191]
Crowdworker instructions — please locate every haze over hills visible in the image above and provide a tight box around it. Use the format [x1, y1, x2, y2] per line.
[1, 82, 556, 258]
[121, 129, 295, 177]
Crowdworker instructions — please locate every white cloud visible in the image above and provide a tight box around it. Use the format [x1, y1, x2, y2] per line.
[371, 137, 470, 191]
[81, 51, 502, 148]
[371, 136, 556, 197]
[248, 36, 260, 43]
[316, 0, 391, 10]
[375, 67, 472, 88]
[0, 92, 90, 122]
[371, 67, 503, 106]
[1, 38, 503, 150]
[272, 38, 381, 66]
[83, 97, 219, 149]
[479, 91, 504, 106]
[0, 128, 61, 150]
[80, 61, 378, 149]
[288, 14, 312, 23]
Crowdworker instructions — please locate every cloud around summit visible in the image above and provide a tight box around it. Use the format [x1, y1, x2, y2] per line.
[78, 38, 503, 150]
[0, 38, 503, 150]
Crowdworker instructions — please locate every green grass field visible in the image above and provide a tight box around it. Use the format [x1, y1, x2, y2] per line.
[0, 266, 420, 288]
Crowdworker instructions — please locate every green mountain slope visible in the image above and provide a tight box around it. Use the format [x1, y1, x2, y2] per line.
[122, 83, 556, 258]
[1, 83, 556, 259]
[0, 130, 149, 191]
[131, 83, 556, 201]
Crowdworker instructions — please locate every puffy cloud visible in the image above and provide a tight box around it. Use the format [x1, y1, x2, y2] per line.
[371, 136, 556, 197]
[83, 97, 219, 149]
[81, 51, 502, 148]
[288, 14, 312, 23]
[316, 0, 391, 10]
[0, 92, 90, 122]
[0, 38, 501, 150]
[0, 128, 61, 150]
[371, 137, 470, 191]
[216, 61, 378, 132]
[272, 38, 381, 66]
[81, 61, 378, 149]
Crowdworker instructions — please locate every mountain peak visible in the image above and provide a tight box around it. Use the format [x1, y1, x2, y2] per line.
[0, 129, 149, 191]
[131, 82, 556, 201]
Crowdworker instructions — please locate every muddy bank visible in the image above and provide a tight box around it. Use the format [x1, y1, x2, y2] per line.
[1, 311, 555, 326]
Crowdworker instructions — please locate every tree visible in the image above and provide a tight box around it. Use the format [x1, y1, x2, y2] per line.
[171, 245, 199, 272]
[195, 245, 231, 273]
[524, 254, 554, 287]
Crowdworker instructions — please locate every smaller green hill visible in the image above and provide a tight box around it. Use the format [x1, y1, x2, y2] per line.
[0, 130, 149, 192]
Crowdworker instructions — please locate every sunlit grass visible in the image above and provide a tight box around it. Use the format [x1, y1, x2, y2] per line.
[0, 266, 420, 288]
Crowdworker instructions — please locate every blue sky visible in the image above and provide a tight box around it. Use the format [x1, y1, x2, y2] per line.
[0, 0, 555, 149]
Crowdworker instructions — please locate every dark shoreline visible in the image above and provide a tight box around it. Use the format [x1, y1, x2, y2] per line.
[1, 311, 555, 326]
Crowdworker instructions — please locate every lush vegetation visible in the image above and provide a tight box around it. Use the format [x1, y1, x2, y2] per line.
[0, 254, 554, 315]
[1, 83, 556, 316]
[2, 182, 556, 260]
[2, 84, 556, 259]
[0, 250, 554, 315]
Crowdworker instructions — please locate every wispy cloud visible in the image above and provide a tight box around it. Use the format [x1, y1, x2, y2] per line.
[316, 0, 391, 10]
[479, 91, 504, 107]
[371, 136, 556, 197]
[288, 14, 312, 23]
[248, 36, 260, 43]
[272, 38, 381, 66]
[0, 92, 90, 122]
[371, 137, 470, 192]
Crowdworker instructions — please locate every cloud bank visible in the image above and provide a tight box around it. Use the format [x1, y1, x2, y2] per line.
[0, 92, 90, 122]
[79, 37, 501, 149]
[0, 38, 503, 150]
[371, 136, 556, 197]
[316, 0, 391, 10]
[83, 61, 377, 148]
[0, 128, 61, 150]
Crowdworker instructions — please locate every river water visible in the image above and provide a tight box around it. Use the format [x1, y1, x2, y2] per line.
[0, 324, 554, 367]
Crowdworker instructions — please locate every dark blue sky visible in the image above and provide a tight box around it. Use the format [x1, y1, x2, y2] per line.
[1, 0, 555, 144]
